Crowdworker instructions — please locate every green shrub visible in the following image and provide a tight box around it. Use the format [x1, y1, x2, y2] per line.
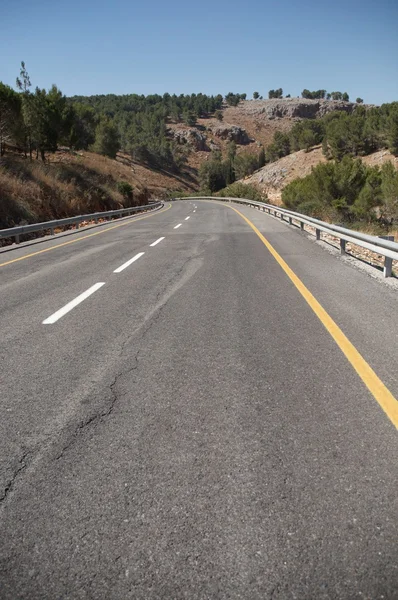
[282, 155, 398, 228]
[117, 181, 133, 200]
[217, 182, 263, 201]
[295, 200, 325, 218]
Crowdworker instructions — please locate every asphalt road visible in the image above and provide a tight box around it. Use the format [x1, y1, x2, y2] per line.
[0, 200, 397, 599]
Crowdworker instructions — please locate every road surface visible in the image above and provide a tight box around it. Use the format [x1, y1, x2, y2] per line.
[1, 200, 397, 599]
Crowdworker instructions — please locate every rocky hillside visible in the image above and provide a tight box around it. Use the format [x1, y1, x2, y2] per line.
[166, 98, 372, 170]
[226, 98, 363, 146]
[232, 98, 365, 120]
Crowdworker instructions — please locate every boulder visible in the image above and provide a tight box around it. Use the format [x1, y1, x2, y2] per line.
[167, 128, 208, 151]
[210, 124, 252, 144]
[208, 140, 220, 151]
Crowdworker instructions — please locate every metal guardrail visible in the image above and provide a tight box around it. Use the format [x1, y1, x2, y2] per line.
[179, 196, 398, 277]
[0, 202, 163, 245]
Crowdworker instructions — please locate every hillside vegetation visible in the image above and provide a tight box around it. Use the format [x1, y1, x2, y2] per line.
[242, 148, 397, 201]
[282, 156, 398, 226]
[0, 64, 223, 227]
[238, 102, 398, 230]
[1, 62, 397, 233]
[264, 102, 398, 161]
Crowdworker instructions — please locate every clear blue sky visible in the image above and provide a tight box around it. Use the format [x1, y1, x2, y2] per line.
[1, 0, 397, 104]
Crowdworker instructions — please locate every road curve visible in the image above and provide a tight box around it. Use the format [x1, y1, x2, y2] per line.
[0, 200, 397, 599]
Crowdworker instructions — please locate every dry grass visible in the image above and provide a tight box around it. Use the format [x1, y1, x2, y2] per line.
[0, 149, 197, 230]
[0, 154, 124, 229]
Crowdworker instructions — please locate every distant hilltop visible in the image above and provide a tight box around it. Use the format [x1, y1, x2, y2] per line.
[235, 98, 375, 120]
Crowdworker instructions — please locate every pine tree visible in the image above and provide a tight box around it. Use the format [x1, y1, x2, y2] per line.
[16, 61, 32, 158]
[0, 83, 21, 155]
[91, 117, 120, 158]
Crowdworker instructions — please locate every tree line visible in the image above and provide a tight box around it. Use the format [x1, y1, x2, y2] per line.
[0, 63, 228, 171]
[0, 63, 73, 162]
[251, 89, 358, 101]
[0, 64, 257, 173]
[0, 65, 250, 173]
[68, 91, 228, 171]
[301, 89, 351, 101]
[0, 63, 120, 162]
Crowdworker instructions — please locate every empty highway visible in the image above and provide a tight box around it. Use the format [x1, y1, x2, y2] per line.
[0, 200, 397, 599]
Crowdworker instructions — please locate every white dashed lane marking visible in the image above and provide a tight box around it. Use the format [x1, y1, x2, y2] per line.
[150, 237, 165, 247]
[42, 282, 106, 325]
[114, 252, 145, 273]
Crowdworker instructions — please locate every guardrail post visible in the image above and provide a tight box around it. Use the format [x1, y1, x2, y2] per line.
[300, 222, 304, 231]
[15, 234, 20, 244]
[279, 212, 283, 220]
[379, 235, 394, 277]
[289, 217, 293, 225]
[316, 229, 321, 240]
[340, 239, 346, 254]
[384, 256, 393, 278]
[50, 227, 54, 236]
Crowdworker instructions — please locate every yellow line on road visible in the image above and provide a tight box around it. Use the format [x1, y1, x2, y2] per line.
[225, 202, 398, 429]
[0, 204, 172, 268]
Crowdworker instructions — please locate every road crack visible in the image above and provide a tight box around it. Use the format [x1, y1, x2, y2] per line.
[55, 242, 206, 461]
[0, 450, 29, 505]
[1, 235, 207, 506]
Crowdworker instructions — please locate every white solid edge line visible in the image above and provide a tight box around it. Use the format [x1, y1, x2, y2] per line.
[114, 252, 145, 273]
[150, 237, 165, 247]
[185, 216, 190, 221]
[43, 282, 106, 325]
[174, 224, 182, 229]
